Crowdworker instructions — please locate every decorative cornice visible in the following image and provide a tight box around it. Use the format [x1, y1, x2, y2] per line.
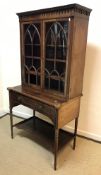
[17, 3, 92, 18]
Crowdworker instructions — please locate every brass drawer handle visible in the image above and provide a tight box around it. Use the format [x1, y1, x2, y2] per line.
[38, 105, 42, 110]
[17, 96, 22, 102]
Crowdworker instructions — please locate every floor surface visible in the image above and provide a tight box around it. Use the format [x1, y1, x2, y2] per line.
[0, 115, 101, 175]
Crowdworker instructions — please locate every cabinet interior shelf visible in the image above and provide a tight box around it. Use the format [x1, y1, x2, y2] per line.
[25, 56, 40, 59]
[46, 75, 64, 81]
[25, 44, 40, 46]
[26, 70, 40, 75]
[46, 58, 66, 62]
[46, 45, 67, 48]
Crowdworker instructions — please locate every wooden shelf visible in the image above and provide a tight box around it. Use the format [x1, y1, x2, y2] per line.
[46, 75, 64, 81]
[26, 70, 41, 75]
[46, 44, 66, 47]
[25, 56, 40, 59]
[46, 58, 66, 63]
[25, 44, 40, 46]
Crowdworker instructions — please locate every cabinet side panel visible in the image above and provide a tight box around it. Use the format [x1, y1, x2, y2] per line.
[58, 97, 80, 128]
[69, 17, 89, 98]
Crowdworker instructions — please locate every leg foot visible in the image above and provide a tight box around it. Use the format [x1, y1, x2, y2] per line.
[10, 108, 13, 139]
[33, 110, 36, 129]
[73, 117, 78, 150]
[54, 128, 59, 170]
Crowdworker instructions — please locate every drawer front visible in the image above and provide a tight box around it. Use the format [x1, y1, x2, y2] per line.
[9, 91, 57, 123]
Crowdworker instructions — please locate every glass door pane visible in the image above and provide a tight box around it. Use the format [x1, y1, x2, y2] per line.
[44, 21, 68, 94]
[24, 23, 41, 86]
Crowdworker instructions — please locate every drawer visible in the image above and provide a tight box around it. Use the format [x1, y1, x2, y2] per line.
[10, 91, 57, 123]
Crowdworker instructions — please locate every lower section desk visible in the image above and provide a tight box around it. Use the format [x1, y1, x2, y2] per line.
[8, 85, 80, 170]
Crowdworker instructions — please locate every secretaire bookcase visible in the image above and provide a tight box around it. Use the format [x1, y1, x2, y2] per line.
[8, 3, 92, 170]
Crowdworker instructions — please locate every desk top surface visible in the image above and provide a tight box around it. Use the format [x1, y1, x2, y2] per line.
[8, 85, 67, 109]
